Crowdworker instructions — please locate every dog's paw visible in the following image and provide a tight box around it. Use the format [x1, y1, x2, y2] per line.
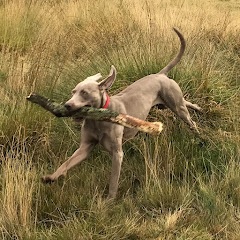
[41, 175, 55, 184]
[193, 104, 203, 112]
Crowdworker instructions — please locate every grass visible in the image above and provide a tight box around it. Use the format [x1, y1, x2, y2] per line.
[0, 0, 240, 239]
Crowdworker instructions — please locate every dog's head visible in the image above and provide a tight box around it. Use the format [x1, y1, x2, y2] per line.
[65, 66, 116, 111]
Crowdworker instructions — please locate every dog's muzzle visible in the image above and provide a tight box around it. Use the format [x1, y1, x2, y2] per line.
[64, 103, 72, 111]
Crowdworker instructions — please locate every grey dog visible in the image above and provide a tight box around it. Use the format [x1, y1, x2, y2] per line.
[42, 28, 201, 198]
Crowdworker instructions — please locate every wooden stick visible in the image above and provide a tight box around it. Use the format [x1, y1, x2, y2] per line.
[27, 93, 163, 135]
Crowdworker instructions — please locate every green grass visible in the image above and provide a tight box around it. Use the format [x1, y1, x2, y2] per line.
[0, 0, 240, 239]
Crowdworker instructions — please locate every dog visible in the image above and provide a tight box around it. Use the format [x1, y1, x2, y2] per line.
[42, 28, 201, 198]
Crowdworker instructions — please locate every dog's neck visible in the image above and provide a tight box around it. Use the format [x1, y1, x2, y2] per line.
[101, 92, 109, 109]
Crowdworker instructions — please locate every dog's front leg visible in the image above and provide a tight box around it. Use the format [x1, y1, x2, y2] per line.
[42, 141, 96, 183]
[108, 148, 124, 199]
[101, 129, 124, 199]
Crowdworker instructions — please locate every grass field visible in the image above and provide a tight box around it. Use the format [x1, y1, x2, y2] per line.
[0, 0, 239, 239]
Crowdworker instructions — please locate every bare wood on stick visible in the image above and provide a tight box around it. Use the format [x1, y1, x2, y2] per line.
[27, 93, 163, 135]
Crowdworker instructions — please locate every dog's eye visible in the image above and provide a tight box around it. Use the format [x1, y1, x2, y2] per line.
[72, 90, 76, 95]
[80, 90, 88, 96]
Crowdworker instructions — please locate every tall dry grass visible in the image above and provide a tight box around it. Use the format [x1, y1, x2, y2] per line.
[0, 127, 39, 239]
[0, 0, 239, 239]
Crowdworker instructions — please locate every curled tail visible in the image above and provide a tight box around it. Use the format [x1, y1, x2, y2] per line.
[159, 28, 186, 75]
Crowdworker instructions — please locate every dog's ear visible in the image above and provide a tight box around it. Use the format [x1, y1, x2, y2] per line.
[98, 65, 116, 90]
[85, 73, 102, 82]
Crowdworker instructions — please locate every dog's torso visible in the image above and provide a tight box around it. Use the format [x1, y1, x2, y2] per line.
[82, 73, 184, 142]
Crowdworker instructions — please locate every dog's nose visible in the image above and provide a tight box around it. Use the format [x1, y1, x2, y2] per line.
[64, 103, 72, 111]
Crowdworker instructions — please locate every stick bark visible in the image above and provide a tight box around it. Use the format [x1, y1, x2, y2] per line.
[27, 93, 163, 135]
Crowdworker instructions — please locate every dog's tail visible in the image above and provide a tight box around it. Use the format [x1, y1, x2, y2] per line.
[158, 28, 186, 75]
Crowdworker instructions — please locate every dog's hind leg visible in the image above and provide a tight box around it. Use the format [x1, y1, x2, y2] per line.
[185, 100, 202, 112]
[176, 105, 199, 133]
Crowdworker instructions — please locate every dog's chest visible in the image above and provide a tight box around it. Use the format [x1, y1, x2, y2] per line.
[83, 120, 114, 140]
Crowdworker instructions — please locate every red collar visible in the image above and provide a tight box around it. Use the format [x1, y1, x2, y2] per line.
[102, 93, 110, 109]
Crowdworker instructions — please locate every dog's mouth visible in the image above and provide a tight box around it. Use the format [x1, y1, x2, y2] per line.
[72, 105, 91, 122]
